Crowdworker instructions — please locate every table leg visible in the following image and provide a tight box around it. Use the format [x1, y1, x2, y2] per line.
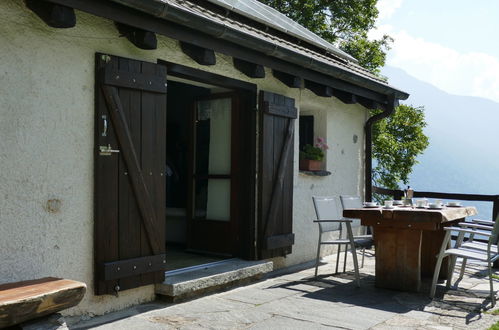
[374, 227, 422, 292]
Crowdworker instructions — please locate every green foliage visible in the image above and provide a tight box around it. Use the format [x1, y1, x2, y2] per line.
[488, 321, 499, 330]
[372, 104, 429, 200]
[257, 0, 390, 74]
[339, 33, 393, 75]
[485, 308, 499, 315]
[300, 145, 325, 161]
[299, 137, 329, 161]
[258, 1, 430, 197]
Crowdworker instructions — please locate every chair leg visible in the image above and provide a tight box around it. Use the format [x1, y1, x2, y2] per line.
[343, 244, 348, 273]
[446, 255, 456, 289]
[430, 253, 446, 298]
[448, 232, 466, 287]
[488, 259, 495, 307]
[430, 230, 452, 298]
[315, 234, 322, 277]
[335, 227, 343, 274]
[345, 223, 360, 287]
[458, 257, 468, 280]
[361, 248, 365, 268]
[335, 244, 341, 274]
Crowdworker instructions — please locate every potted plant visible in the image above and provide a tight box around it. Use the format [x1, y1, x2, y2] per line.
[299, 137, 329, 171]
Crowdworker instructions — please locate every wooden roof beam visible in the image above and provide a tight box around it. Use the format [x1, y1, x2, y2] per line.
[305, 80, 333, 97]
[180, 42, 216, 65]
[273, 70, 302, 88]
[115, 23, 157, 50]
[26, 0, 75, 28]
[333, 89, 357, 104]
[233, 58, 265, 78]
[357, 96, 381, 110]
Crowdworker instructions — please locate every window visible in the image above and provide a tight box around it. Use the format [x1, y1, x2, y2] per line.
[299, 115, 314, 151]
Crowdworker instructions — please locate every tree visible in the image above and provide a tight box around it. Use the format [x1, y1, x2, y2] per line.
[260, 0, 430, 194]
[257, 0, 391, 75]
[372, 105, 429, 200]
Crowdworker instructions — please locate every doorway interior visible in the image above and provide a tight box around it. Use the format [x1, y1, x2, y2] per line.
[165, 77, 239, 271]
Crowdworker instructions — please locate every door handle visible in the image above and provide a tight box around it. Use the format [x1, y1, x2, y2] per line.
[102, 115, 108, 137]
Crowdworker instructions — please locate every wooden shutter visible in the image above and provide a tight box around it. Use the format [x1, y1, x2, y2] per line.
[258, 91, 297, 259]
[94, 53, 167, 295]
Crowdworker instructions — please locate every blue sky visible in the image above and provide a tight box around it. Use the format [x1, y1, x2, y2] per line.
[373, 0, 499, 102]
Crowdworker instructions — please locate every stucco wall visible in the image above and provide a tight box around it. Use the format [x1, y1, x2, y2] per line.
[0, 0, 367, 316]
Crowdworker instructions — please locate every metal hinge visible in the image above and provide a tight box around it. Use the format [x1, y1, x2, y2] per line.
[99, 144, 120, 156]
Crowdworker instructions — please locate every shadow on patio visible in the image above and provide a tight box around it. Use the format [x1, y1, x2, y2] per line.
[70, 252, 499, 329]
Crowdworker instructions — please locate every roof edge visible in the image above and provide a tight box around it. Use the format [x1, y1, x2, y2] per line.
[110, 0, 410, 100]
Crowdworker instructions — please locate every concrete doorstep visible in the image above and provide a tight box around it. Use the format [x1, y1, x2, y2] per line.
[155, 259, 273, 302]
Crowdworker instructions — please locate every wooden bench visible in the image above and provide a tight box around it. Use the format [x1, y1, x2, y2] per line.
[0, 277, 86, 328]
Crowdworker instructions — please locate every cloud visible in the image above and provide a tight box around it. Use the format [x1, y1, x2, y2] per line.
[376, 0, 404, 21]
[384, 29, 499, 103]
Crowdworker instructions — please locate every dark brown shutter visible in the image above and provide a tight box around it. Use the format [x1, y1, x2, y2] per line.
[258, 91, 297, 259]
[94, 53, 167, 295]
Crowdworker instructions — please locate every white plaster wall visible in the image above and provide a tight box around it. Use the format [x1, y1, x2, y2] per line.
[276, 89, 367, 268]
[0, 0, 367, 316]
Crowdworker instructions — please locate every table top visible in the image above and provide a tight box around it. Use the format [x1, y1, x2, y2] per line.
[343, 206, 477, 230]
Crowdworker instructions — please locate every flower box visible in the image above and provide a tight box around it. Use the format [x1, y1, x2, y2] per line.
[299, 159, 323, 171]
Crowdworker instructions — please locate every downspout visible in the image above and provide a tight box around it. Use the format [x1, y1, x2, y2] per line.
[365, 94, 398, 202]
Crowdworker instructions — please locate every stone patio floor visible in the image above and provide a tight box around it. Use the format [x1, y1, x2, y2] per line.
[71, 252, 499, 329]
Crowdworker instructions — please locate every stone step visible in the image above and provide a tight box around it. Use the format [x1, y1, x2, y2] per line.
[155, 259, 273, 302]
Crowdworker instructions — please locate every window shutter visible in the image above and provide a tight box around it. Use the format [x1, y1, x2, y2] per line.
[94, 53, 167, 295]
[258, 91, 297, 259]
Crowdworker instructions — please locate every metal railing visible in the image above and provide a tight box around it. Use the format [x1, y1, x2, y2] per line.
[373, 186, 499, 221]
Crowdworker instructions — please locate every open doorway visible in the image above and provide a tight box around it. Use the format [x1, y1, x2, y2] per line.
[165, 78, 240, 271]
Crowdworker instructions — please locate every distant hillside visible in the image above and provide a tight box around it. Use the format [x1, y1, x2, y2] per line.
[382, 66, 499, 218]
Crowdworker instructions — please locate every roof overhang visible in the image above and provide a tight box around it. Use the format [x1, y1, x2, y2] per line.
[45, 0, 409, 105]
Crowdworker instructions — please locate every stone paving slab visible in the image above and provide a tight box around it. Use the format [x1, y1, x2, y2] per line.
[72, 253, 499, 329]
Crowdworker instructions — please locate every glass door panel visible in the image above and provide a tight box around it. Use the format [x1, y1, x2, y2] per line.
[194, 97, 232, 222]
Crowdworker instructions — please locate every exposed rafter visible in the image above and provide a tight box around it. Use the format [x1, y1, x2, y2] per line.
[357, 96, 381, 110]
[180, 42, 216, 65]
[233, 58, 265, 78]
[115, 23, 157, 50]
[272, 70, 302, 88]
[26, 0, 75, 28]
[333, 89, 357, 104]
[43, 0, 398, 103]
[305, 80, 332, 97]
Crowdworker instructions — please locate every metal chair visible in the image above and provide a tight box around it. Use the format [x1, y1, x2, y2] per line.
[340, 195, 374, 270]
[455, 219, 497, 281]
[430, 218, 499, 306]
[312, 196, 360, 287]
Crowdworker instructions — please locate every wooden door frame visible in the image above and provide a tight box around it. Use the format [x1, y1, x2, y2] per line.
[187, 93, 239, 255]
[158, 60, 258, 259]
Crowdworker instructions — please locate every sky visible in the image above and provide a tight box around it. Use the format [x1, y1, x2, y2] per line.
[373, 0, 499, 103]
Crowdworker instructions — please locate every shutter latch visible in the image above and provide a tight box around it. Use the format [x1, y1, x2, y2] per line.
[114, 284, 120, 297]
[99, 144, 120, 156]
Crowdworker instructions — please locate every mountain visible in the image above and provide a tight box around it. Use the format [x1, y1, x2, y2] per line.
[382, 66, 499, 218]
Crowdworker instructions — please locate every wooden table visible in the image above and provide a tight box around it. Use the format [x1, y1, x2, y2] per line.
[343, 206, 477, 292]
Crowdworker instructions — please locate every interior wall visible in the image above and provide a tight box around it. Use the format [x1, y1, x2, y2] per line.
[0, 0, 368, 317]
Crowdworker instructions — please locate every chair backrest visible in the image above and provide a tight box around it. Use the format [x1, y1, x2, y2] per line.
[490, 219, 499, 248]
[312, 196, 342, 232]
[340, 195, 362, 228]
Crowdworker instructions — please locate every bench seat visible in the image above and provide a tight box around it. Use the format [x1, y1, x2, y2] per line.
[0, 277, 86, 328]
